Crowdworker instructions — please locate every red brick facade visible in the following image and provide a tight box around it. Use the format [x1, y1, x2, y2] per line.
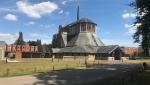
[16, 51, 22, 60]
[5, 43, 38, 60]
[5, 43, 38, 52]
[122, 47, 138, 56]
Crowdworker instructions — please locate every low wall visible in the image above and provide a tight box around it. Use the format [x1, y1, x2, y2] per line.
[62, 55, 95, 61]
[121, 57, 129, 60]
[108, 57, 114, 61]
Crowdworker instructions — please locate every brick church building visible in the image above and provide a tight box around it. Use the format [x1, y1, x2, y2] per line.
[52, 7, 123, 61]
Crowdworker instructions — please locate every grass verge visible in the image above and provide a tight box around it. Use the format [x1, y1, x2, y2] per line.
[0, 58, 85, 77]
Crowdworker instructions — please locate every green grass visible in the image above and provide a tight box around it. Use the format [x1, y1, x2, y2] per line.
[0, 58, 85, 77]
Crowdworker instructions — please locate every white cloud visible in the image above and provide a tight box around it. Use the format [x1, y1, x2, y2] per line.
[62, 1, 67, 5]
[4, 14, 18, 21]
[122, 10, 137, 19]
[0, 33, 18, 44]
[16, 1, 58, 18]
[28, 21, 35, 25]
[122, 13, 130, 19]
[42, 39, 52, 44]
[29, 33, 51, 44]
[124, 23, 141, 34]
[25, 21, 35, 26]
[122, 13, 137, 19]
[40, 24, 54, 28]
[62, 0, 77, 5]
[29, 33, 49, 38]
[123, 9, 146, 19]
[58, 10, 64, 14]
[58, 10, 70, 16]
[103, 39, 139, 47]
[0, 8, 18, 12]
[130, 13, 137, 18]
[65, 11, 70, 15]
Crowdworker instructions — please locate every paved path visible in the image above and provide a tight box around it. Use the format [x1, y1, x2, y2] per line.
[0, 64, 143, 85]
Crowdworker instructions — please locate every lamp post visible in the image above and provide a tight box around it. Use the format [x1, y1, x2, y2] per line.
[148, 49, 150, 57]
[148, 39, 150, 57]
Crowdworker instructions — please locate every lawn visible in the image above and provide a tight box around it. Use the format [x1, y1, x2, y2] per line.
[125, 70, 150, 85]
[0, 58, 85, 77]
[0, 59, 150, 78]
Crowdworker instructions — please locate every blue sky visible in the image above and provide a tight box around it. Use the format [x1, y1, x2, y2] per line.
[0, 0, 139, 47]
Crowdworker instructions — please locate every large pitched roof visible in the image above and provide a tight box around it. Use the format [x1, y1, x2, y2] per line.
[59, 45, 96, 53]
[96, 45, 119, 54]
[52, 48, 61, 53]
[67, 32, 104, 47]
[53, 45, 120, 54]
[61, 32, 67, 46]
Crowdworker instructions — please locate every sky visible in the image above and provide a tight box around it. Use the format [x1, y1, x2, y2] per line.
[0, 0, 139, 47]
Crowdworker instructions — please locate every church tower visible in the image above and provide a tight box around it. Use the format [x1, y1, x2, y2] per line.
[52, 6, 104, 48]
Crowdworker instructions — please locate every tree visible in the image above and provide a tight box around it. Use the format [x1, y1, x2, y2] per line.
[14, 32, 25, 45]
[130, 0, 150, 56]
[42, 44, 52, 52]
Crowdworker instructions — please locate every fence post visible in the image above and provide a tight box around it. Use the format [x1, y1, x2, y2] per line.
[34, 67, 37, 72]
[6, 68, 10, 76]
[53, 65, 55, 71]
[66, 64, 68, 69]
[143, 62, 148, 70]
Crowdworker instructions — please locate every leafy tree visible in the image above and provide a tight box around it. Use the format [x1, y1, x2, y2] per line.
[14, 32, 25, 45]
[37, 40, 43, 52]
[130, 0, 150, 56]
[42, 44, 52, 52]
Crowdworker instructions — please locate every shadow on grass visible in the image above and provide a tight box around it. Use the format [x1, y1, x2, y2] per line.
[33, 66, 117, 85]
[33, 68, 94, 85]
[125, 64, 150, 85]
[126, 70, 150, 85]
[33, 64, 141, 85]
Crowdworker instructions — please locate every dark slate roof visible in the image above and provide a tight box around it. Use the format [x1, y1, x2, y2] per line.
[0, 41, 6, 46]
[54, 45, 120, 54]
[59, 45, 96, 53]
[52, 48, 61, 53]
[78, 18, 96, 24]
[67, 32, 104, 47]
[62, 18, 96, 28]
[61, 32, 67, 46]
[97, 45, 119, 54]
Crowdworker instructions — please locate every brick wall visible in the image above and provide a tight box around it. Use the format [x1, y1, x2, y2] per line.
[5, 43, 39, 60]
[5, 44, 38, 52]
[15, 51, 22, 60]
